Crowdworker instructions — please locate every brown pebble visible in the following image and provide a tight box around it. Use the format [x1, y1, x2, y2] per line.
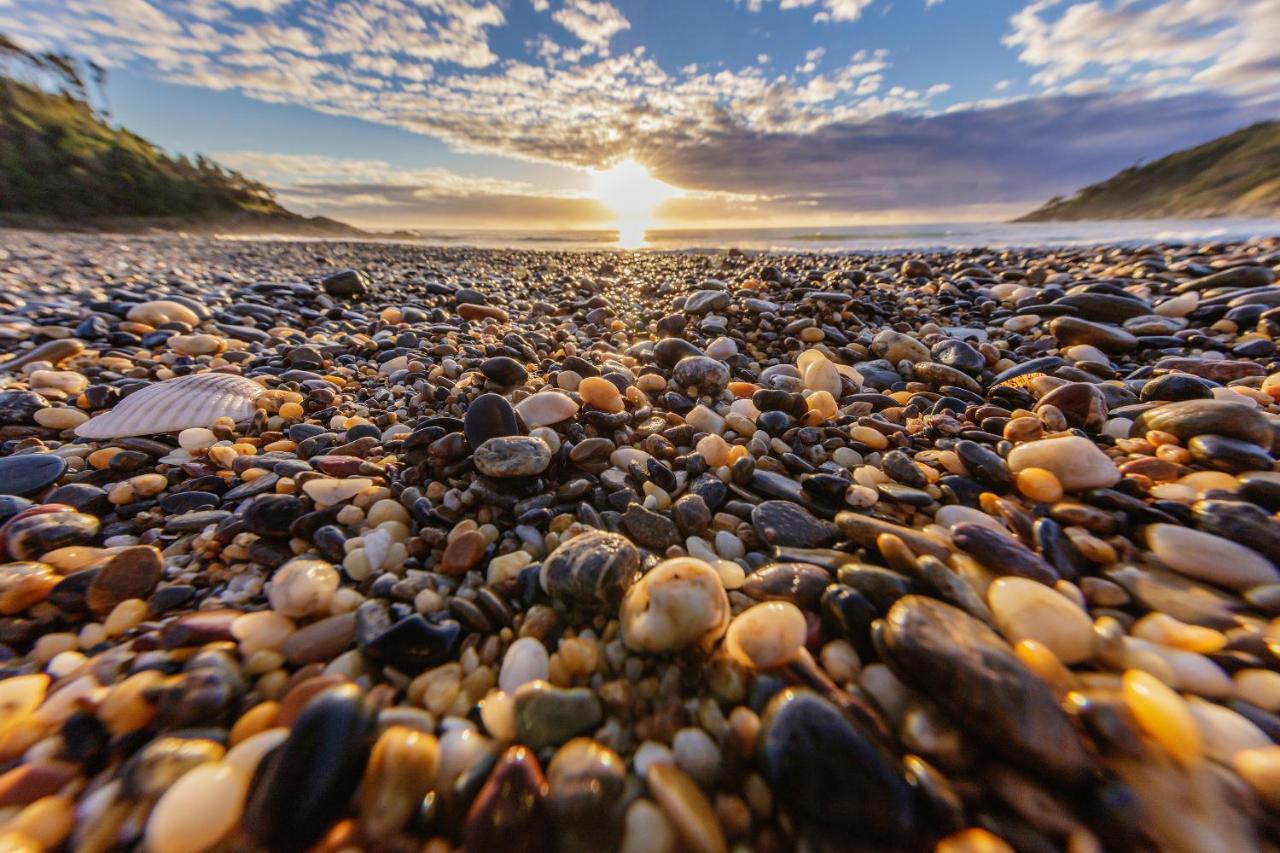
[441, 530, 487, 576]
[282, 612, 357, 665]
[0, 761, 77, 807]
[87, 546, 163, 616]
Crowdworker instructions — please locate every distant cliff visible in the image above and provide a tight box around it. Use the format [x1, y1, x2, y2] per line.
[1016, 121, 1280, 222]
[0, 36, 360, 235]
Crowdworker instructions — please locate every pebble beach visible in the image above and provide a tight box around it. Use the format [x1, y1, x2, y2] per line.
[2, 227, 1280, 851]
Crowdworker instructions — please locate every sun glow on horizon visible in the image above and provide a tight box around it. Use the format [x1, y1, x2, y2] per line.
[590, 159, 679, 247]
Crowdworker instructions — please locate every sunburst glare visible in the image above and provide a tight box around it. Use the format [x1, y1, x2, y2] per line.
[590, 159, 678, 247]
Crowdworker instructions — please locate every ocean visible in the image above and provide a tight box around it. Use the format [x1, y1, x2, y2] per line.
[341, 217, 1280, 253]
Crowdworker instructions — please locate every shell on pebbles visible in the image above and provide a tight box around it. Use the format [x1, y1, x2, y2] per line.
[74, 373, 263, 440]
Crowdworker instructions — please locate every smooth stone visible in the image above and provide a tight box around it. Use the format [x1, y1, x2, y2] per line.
[1153, 357, 1265, 383]
[546, 737, 626, 833]
[871, 330, 930, 364]
[0, 339, 84, 372]
[1174, 265, 1274, 293]
[951, 522, 1058, 584]
[301, 477, 372, 505]
[654, 338, 703, 369]
[930, 338, 986, 374]
[759, 690, 916, 846]
[466, 393, 520, 448]
[987, 577, 1095, 663]
[912, 362, 980, 394]
[834, 512, 950, 560]
[243, 684, 376, 852]
[621, 504, 681, 550]
[87, 545, 163, 616]
[1139, 373, 1214, 403]
[0, 390, 47, 425]
[242, 494, 305, 536]
[881, 596, 1093, 783]
[644, 762, 727, 853]
[514, 682, 603, 750]
[1049, 317, 1137, 353]
[934, 504, 1007, 534]
[5, 508, 98, 560]
[321, 269, 369, 297]
[1146, 524, 1280, 591]
[475, 436, 551, 477]
[283, 612, 357, 665]
[539, 530, 640, 613]
[1053, 292, 1150, 322]
[0, 454, 66, 496]
[463, 746, 550, 853]
[1006, 435, 1120, 491]
[1107, 565, 1240, 629]
[440, 529, 487, 576]
[741, 562, 831, 609]
[1187, 434, 1274, 472]
[1192, 499, 1280, 566]
[1036, 382, 1107, 430]
[750, 501, 838, 548]
[357, 608, 460, 675]
[684, 289, 731, 314]
[500, 637, 551, 693]
[1133, 399, 1273, 448]
[672, 356, 730, 393]
[146, 761, 246, 853]
[269, 558, 339, 618]
[515, 392, 579, 427]
[480, 356, 529, 386]
[620, 557, 730, 652]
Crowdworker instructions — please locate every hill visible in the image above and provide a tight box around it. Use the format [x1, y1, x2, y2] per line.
[0, 38, 361, 235]
[1016, 121, 1280, 222]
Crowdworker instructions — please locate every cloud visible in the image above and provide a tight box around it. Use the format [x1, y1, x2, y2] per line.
[213, 151, 612, 226]
[652, 89, 1278, 219]
[0, 1, 913, 172]
[750, 0, 875, 22]
[552, 0, 629, 50]
[1006, 0, 1280, 99]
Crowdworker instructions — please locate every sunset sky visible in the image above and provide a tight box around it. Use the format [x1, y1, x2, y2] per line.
[4, 0, 1277, 230]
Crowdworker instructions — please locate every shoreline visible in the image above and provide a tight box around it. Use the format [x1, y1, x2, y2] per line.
[4, 217, 1279, 258]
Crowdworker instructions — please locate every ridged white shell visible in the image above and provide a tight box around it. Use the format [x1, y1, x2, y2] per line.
[75, 373, 263, 440]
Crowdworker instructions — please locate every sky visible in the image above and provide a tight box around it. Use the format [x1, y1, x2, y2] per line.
[2, 0, 1278, 230]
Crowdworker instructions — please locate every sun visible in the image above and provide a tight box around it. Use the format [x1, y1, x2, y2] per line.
[590, 159, 678, 246]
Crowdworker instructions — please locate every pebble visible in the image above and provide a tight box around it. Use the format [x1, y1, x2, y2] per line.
[0, 454, 67, 496]
[539, 530, 639, 612]
[1006, 435, 1120, 491]
[1146, 524, 1280, 591]
[515, 391, 579, 426]
[724, 601, 807, 668]
[302, 477, 371, 506]
[475, 436, 551, 477]
[987, 577, 1095, 663]
[3, 233, 1280, 851]
[514, 681, 603, 749]
[882, 596, 1093, 782]
[145, 761, 246, 853]
[620, 557, 730, 652]
[644, 762, 727, 853]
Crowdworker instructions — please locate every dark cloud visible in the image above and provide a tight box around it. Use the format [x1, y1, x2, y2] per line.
[654, 91, 1280, 214]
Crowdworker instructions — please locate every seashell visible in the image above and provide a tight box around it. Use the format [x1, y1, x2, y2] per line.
[75, 373, 263, 440]
[992, 371, 1046, 392]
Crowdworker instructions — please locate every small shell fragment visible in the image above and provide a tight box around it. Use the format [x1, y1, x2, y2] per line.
[75, 373, 263, 440]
